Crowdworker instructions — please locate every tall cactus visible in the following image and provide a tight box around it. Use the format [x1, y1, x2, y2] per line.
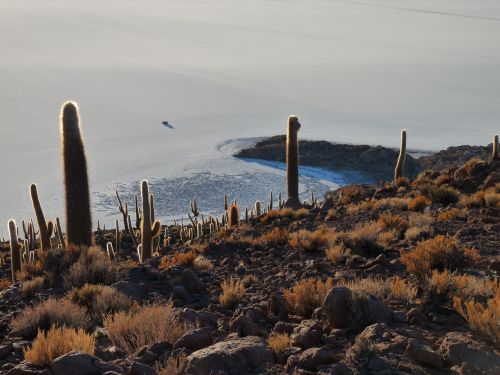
[55, 217, 66, 250]
[29, 184, 53, 251]
[394, 129, 407, 183]
[60, 101, 92, 247]
[285, 115, 302, 208]
[493, 134, 499, 160]
[140, 180, 161, 262]
[229, 203, 240, 227]
[8, 220, 22, 282]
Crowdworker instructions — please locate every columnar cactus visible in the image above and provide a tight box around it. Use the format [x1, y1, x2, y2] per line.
[115, 220, 121, 251]
[229, 203, 239, 227]
[60, 101, 92, 247]
[8, 220, 22, 282]
[394, 129, 407, 182]
[254, 200, 261, 217]
[140, 180, 161, 262]
[29, 184, 53, 251]
[115, 190, 130, 236]
[285, 115, 302, 208]
[55, 217, 66, 250]
[493, 134, 499, 160]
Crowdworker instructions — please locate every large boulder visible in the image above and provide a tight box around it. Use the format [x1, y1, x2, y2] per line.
[182, 336, 274, 375]
[173, 327, 213, 351]
[290, 320, 322, 349]
[323, 287, 392, 331]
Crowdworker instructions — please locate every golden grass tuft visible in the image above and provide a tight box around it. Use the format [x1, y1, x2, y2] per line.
[400, 235, 481, 278]
[289, 226, 338, 252]
[156, 354, 187, 375]
[419, 184, 460, 205]
[437, 208, 467, 222]
[408, 195, 430, 212]
[22, 277, 45, 297]
[24, 325, 95, 367]
[104, 302, 192, 354]
[284, 278, 333, 317]
[193, 255, 214, 271]
[261, 208, 309, 223]
[268, 333, 291, 354]
[325, 245, 350, 264]
[219, 276, 245, 309]
[161, 250, 197, 269]
[69, 284, 132, 318]
[251, 227, 289, 246]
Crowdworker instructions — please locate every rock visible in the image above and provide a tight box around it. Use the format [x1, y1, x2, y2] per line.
[183, 336, 274, 375]
[173, 327, 212, 350]
[111, 281, 150, 301]
[7, 362, 52, 375]
[181, 268, 205, 292]
[172, 285, 191, 303]
[0, 343, 13, 359]
[406, 308, 428, 326]
[297, 347, 335, 370]
[290, 320, 322, 349]
[406, 338, 443, 369]
[51, 351, 102, 375]
[439, 332, 500, 373]
[129, 361, 155, 375]
[323, 287, 392, 331]
[268, 293, 289, 319]
[229, 315, 266, 337]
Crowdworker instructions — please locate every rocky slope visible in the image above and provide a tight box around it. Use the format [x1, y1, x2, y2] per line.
[0, 158, 498, 375]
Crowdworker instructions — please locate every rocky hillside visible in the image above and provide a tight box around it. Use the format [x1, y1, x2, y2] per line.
[235, 135, 494, 182]
[0, 157, 498, 374]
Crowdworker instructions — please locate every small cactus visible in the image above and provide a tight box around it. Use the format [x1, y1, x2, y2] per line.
[394, 129, 407, 182]
[254, 200, 261, 217]
[115, 220, 121, 251]
[60, 101, 92, 247]
[106, 242, 116, 261]
[55, 217, 66, 250]
[285, 115, 302, 208]
[191, 199, 200, 217]
[8, 220, 22, 282]
[29, 184, 53, 251]
[197, 222, 203, 239]
[229, 203, 240, 227]
[140, 180, 161, 262]
[493, 134, 499, 160]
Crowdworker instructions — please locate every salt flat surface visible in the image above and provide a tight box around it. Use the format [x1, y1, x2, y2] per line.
[1, 0, 499, 234]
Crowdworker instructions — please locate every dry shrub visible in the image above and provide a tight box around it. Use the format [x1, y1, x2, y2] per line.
[11, 298, 89, 339]
[394, 177, 410, 188]
[252, 227, 289, 246]
[289, 226, 337, 252]
[69, 284, 132, 319]
[484, 192, 500, 208]
[261, 208, 309, 223]
[388, 276, 418, 302]
[219, 276, 245, 309]
[378, 229, 400, 247]
[325, 245, 350, 264]
[406, 212, 434, 241]
[400, 235, 481, 278]
[459, 191, 484, 208]
[434, 174, 451, 186]
[377, 212, 408, 232]
[161, 251, 196, 269]
[24, 325, 94, 367]
[242, 274, 259, 287]
[419, 185, 459, 205]
[193, 256, 214, 271]
[373, 198, 408, 211]
[454, 288, 500, 349]
[337, 277, 417, 303]
[64, 246, 117, 288]
[22, 277, 45, 297]
[346, 200, 375, 216]
[408, 195, 430, 212]
[104, 302, 191, 354]
[341, 186, 365, 205]
[344, 222, 384, 256]
[268, 333, 291, 354]
[425, 269, 456, 302]
[454, 275, 499, 300]
[284, 278, 333, 317]
[437, 208, 467, 222]
[156, 354, 187, 375]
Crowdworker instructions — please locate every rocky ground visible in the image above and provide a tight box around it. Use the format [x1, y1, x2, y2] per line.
[0, 157, 498, 375]
[235, 135, 494, 182]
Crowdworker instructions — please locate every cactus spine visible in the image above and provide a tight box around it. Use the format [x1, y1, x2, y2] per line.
[140, 180, 161, 262]
[285, 115, 302, 208]
[8, 220, 22, 282]
[394, 129, 407, 182]
[29, 184, 53, 251]
[493, 134, 499, 160]
[229, 203, 239, 227]
[60, 101, 92, 247]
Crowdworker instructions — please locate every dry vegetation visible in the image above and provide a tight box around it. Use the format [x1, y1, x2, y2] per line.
[219, 276, 245, 308]
[284, 278, 334, 317]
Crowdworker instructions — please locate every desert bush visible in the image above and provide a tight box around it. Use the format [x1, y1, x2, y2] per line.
[437, 208, 467, 222]
[373, 197, 408, 211]
[289, 226, 337, 252]
[344, 222, 384, 256]
[261, 208, 308, 223]
[156, 354, 187, 375]
[64, 246, 117, 288]
[268, 333, 291, 354]
[219, 276, 245, 308]
[341, 186, 365, 205]
[394, 177, 410, 188]
[346, 200, 375, 216]
[337, 277, 417, 303]
[325, 245, 351, 264]
[388, 276, 418, 302]
[104, 302, 192, 354]
[24, 325, 94, 367]
[0, 278, 10, 291]
[193, 255, 214, 271]
[419, 185, 459, 205]
[377, 212, 408, 232]
[484, 191, 500, 208]
[69, 284, 131, 319]
[22, 277, 45, 297]
[161, 250, 196, 269]
[284, 277, 333, 317]
[11, 298, 89, 339]
[407, 195, 429, 212]
[252, 227, 289, 246]
[400, 235, 480, 278]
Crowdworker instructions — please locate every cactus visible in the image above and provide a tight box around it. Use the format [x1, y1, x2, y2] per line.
[29, 184, 54, 251]
[245, 206, 249, 223]
[150, 193, 160, 252]
[229, 203, 239, 227]
[115, 220, 121, 251]
[106, 242, 116, 261]
[394, 129, 407, 182]
[224, 194, 229, 211]
[134, 195, 141, 230]
[191, 199, 200, 217]
[127, 215, 139, 247]
[115, 190, 130, 236]
[8, 220, 22, 282]
[285, 115, 302, 208]
[254, 200, 261, 217]
[60, 101, 92, 247]
[55, 217, 66, 250]
[493, 134, 499, 160]
[268, 191, 273, 211]
[140, 180, 161, 262]
[197, 222, 203, 239]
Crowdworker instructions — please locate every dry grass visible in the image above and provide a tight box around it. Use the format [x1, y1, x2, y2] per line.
[419, 185, 460, 205]
[337, 276, 417, 304]
[394, 177, 410, 188]
[69, 284, 132, 319]
[22, 277, 45, 297]
[24, 325, 95, 367]
[268, 333, 291, 354]
[284, 278, 334, 317]
[454, 288, 500, 349]
[346, 200, 375, 216]
[156, 354, 187, 375]
[252, 227, 289, 246]
[437, 208, 467, 222]
[343, 222, 384, 256]
[377, 212, 408, 232]
[400, 235, 481, 278]
[193, 256, 214, 271]
[104, 302, 192, 354]
[484, 191, 500, 208]
[373, 197, 408, 211]
[289, 226, 337, 252]
[325, 245, 351, 264]
[408, 195, 430, 212]
[261, 208, 309, 223]
[11, 298, 89, 339]
[388, 276, 418, 302]
[340, 186, 365, 205]
[64, 246, 117, 288]
[161, 251, 196, 269]
[219, 276, 245, 309]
